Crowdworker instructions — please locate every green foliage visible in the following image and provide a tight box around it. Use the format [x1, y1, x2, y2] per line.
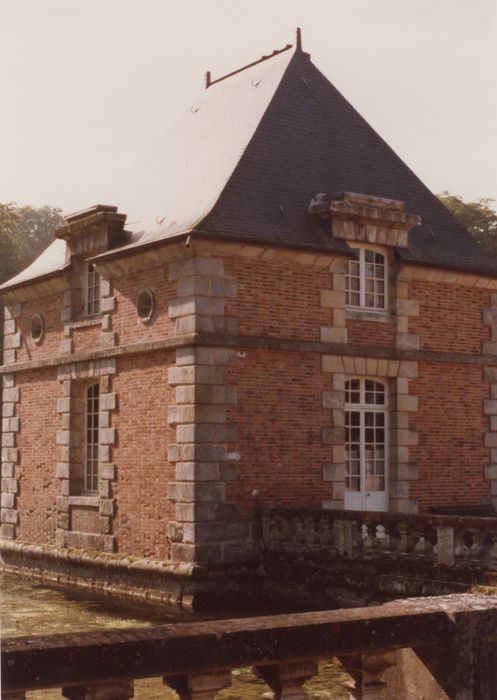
[0, 203, 65, 284]
[438, 192, 497, 254]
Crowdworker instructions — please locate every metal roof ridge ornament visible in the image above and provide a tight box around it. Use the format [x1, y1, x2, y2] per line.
[296, 27, 302, 52]
[205, 34, 296, 90]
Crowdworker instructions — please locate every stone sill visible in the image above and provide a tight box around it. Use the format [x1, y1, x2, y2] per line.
[68, 496, 99, 508]
[68, 316, 103, 330]
[345, 308, 392, 323]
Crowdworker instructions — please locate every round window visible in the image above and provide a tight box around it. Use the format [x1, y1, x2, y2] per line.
[30, 314, 45, 344]
[136, 288, 155, 323]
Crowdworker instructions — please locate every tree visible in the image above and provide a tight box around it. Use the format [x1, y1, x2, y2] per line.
[0, 203, 22, 284]
[0, 203, 65, 284]
[438, 191, 497, 254]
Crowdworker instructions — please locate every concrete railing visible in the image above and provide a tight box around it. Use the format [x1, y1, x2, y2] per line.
[4, 594, 497, 699]
[263, 508, 497, 569]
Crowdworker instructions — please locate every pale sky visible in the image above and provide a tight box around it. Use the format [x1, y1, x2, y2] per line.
[1, 0, 496, 230]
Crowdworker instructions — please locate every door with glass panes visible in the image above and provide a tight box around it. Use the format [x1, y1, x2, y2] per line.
[344, 378, 388, 511]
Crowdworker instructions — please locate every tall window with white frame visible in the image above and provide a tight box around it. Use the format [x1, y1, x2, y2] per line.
[345, 378, 388, 512]
[345, 249, 387, 310]
[86, 263, 101, 316]
[84, 383, 100, 493]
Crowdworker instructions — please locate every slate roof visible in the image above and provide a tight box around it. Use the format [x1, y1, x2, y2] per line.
[3, 38, 497, 291]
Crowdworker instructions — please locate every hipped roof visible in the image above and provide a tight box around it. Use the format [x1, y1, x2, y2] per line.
[3, 39, 497, 291]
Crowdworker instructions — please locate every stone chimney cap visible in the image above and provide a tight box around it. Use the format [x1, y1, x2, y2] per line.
[55, 205, 127, 242]
[65, 204, 119, 224]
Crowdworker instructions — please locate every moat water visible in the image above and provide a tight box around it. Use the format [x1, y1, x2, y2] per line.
[1, 573, 350, 699]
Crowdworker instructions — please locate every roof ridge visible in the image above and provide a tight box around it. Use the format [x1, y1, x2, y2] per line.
[205, 29, 305, 89]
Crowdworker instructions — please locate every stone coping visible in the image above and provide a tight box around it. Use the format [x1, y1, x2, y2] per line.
[2, 331, 497, 376]
[0, 540, 203, 579]
[4, 593, 497, 692]
[264, 507, 497, 530]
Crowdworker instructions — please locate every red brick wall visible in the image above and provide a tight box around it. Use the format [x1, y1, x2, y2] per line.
[15, 367, 59, 543]
[223, 257, 331, 340]
[410, 361, 489, 510]
[71, 324, 102, 352]
[111, 350, 176, 558]
[226, 349, 333, 511]
[112, 267, 176, 345]
[16, 293, 64, 363]
[347, 318, 395, 347]
[410, 281, 490, 354]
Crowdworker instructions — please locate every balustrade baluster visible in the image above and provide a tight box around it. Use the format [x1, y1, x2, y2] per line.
[318, 518, 332, 547]
[338, 651, 396, 699]
[164, 671, 232, 700]
[398, 522, 408, 554]
[468, 529, 482, 560]
[255, 659, 318, 700]
[414, 534, 426, 555]
[435, 526, 455, 566]
[62, 681, 134, 700]
[335, 519, 355, 557]
[454, 530, 469, 560]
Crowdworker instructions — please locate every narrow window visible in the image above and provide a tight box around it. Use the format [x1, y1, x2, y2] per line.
[345, 378, 387, 511]
[84, 383, 100, 493]
[345, 249, 387, 310]
[86, 264, 101, 316]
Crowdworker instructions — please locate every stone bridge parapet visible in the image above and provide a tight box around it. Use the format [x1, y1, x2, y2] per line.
[4, 594, 497, 699]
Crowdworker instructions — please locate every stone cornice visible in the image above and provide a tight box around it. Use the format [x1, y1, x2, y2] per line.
[2, 331, 497, 375]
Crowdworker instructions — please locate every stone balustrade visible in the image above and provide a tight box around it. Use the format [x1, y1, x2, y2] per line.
[4, 594, 497, 699]
[263, 507, 497, 571]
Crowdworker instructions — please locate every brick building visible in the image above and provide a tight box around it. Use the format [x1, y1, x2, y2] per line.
[2, 34, 497, 575]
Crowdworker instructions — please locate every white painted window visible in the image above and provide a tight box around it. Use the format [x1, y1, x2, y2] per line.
[86, 264, 101, 316]
[345, 378, 388, 510]
[84, 383, 99, 493]
[345, 248, 387, 310]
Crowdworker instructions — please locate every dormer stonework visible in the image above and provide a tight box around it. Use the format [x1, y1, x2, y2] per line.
[310, 192, 421, 249]
[55, 205, 128, 258]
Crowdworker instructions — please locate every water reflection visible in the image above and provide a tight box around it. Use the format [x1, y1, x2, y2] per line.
[1, 574, 350, 699]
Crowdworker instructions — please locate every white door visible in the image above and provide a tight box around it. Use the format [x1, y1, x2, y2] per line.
[344, 378, 388, 512]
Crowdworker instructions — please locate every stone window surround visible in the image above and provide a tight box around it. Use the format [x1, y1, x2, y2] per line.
[60, 262, 117, 355]
[136, 287, 156, 324]
[30, 313, 45, 345]
[345, 243, 389, 312]
[321, 354, 419, 514]
[320, 250, 421, 355]
[55, 358, 117, 552]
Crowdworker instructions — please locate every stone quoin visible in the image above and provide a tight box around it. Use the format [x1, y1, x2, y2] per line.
[2, 29, 497, 605]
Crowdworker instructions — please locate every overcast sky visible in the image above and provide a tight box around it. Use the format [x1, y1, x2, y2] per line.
[1, 0, 496, 229]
